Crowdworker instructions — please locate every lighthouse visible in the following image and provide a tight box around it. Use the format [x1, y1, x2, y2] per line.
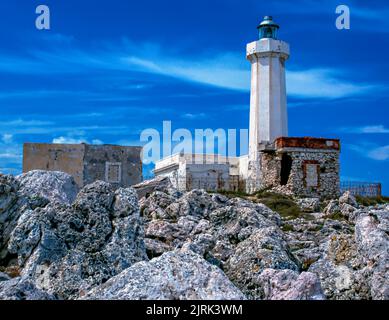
[247, 16, 290, 191]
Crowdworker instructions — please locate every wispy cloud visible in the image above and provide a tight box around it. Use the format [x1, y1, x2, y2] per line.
[0, 37, 381, 99]
[181, 113, 207, 119]
[340, 125, 389, 134]
[347, 143, 389, 161]
[52, 136, 102, 145]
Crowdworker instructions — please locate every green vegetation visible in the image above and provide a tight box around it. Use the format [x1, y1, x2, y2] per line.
[213, 189, 250, 198]
[308, 223, 324, 232]
[281, 223, 294, 232]
[326, 211, 346, 221]
[254, 191, 303, 219]
[212, 188, 315, 220]
[355, 195, 389, 207]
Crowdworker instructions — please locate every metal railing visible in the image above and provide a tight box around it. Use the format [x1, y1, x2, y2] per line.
[340, 181, 382, 198]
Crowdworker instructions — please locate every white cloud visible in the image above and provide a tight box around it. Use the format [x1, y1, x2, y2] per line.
[120, 46, 378, 99]
[2, 134, 13, 144]
[0, 37, 379, 99]
[52, 136, 87, 144]
[367, 145, 389, 161]
[52, 136, 104, 145]
[348, 143, 389, 161]
[181, 113, 206, 119]
[342, 125, 389, 134]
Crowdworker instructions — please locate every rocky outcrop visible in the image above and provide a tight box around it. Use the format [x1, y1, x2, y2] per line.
[6, 181, 147, 299]
[354, 207, 389, 299]
[0, 171, 388, 301]
[296, 198, 320, 213]
[16, 170, 78, 205]
[225, 227, 299, 299]
[133, 176, 173, 199]
[83, 249, 245, 300]
[257, 268, 325, 300]
[0, 277, 55, 300]
[339, 191, 358, 208]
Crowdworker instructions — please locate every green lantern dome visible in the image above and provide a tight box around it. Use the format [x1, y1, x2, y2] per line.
[257, 16, 279, 39]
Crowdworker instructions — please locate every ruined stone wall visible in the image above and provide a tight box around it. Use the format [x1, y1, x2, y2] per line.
[83, 144, 142, 188]
[260, 148, 340, 199]
[259, 151, 282, 189]
[286, 150, 339, 199]
[23, 143, 143, 189]
[23, 143, 85, 187]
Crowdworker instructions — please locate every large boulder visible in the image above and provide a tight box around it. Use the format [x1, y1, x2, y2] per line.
[296, 198, 321, 213]
[354, 208, 389, 299]
[83, 249, 245, 300]
[16, 170, 78, 205]
[339, 191, 358, 208]
[142, 189, 282, 269]
[0, 277, 55, 300]
[133, 176, 173, 200]
[0, 174, 49, 265]
[7, 181, 147, 299]
[225, 227, 299, 299]
[258, 268, 325, 300]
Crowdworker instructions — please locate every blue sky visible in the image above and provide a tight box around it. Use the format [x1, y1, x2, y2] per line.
[0, 0, 388, 194]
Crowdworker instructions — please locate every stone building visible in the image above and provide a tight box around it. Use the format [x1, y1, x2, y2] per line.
[23, 143, 143, 189]
[154, 16, 340, 199]
[258, 137, 340, 199]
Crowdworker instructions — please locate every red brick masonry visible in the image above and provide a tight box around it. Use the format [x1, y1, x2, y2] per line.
[275, 137, 341, 151]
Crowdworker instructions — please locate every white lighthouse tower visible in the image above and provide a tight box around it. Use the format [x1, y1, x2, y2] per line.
[246, 16, 290, 191]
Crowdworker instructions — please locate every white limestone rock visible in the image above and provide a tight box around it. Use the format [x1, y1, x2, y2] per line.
[83, 249, 246, 300]
[296, 198, 321, 213]
[225, 227, 299, 299]
[339, 191, 358, 208]
[0, 277, 55, 300]
[133, 176, 173, 200]
[7, 181, 148, 299]
[258, 268, 325, 300]
[16, 170, 78, 205]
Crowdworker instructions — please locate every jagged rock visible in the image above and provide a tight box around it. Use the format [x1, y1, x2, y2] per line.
[144, 238, 172, 259]
[308, 233, 371, 300]
[355, 210, 389, 300]
[0, 174, 49, 265]
[133, 176, 173, 199]
[0, 272, 11, 281]
[16, 170, 78, 205]
[0, 175, 20, 258]
[140, 191, 180, 221]
[7, 181, 147, 299]
[82, 249, 245, 300]
[0, 277, 55, 300]
[296, 198, 321, 213]
[0, 174, 19, 214]
[323, 200, 340, 216]
[165, 189, 218, 219]
[225, 227, 299, 299]
[340, 203, 356, 219]
[339, 191, 358, 208]
[258, 268, 325, 300]
[142, 189, 281, 269]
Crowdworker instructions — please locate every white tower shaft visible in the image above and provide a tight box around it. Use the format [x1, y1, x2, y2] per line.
[246, 37, 289, 192]
[247, 38, 289, 156]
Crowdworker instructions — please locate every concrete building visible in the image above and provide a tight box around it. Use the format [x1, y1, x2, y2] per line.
[23, 143, 143, 189]
[154, 153, 247, 192]
[154, 16, 341, 199]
